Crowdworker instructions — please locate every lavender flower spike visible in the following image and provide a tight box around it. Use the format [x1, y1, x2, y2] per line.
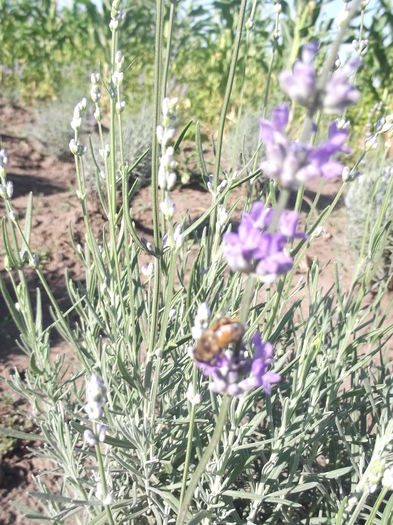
[323, 56, 361, 114]
[259, 105, 351, 188]
[279, 41, 318, 106]
[223, 201, 302, 282]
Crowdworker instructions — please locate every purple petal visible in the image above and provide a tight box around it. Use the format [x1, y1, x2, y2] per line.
[272, 105, 289, 131]
[279, 210, 300, 238]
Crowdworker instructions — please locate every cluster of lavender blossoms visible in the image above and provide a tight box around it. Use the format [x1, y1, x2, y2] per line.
[223, 201, 303, 282]
[69, 98, 88, 158]
[279, 41, 360, 113]
[83, 375, 108, 448]
[157, 97, 185, 249]
[260, 41, 360, 188]
[260, 105, 351, 188]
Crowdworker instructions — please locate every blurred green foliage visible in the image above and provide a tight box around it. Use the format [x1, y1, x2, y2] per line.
[0, 0, 391, 127]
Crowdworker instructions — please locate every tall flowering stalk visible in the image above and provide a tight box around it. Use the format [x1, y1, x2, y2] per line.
[83, 375, 114, 523]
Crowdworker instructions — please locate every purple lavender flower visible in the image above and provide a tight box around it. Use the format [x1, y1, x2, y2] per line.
[259, 105, 351, 187]
[279, 41, 318, 106]
[323, 57, 361, 114]
[309, 121, 351, 179]
[223, 201, 302, 282]
[196, 332, 281, 396]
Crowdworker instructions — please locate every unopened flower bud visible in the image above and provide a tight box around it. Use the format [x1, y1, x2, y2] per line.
[274, 3, 282, 14]
[69, 139, 86, 157]
[0, 149, 8, 166]
[342, 166, 351, 181]
[186, 383, 201, 405]
[109, 18, 119, 31]
[79, 97, 87, 111]
[141, 237, 153, 252]
[30, 253, 39, 268]
[116, 101, 125, 113]
[167, 172, 177, 190]
[173, 224, 184, 248]
[141, 262, 154, 277]
[115, 50, 123, 65]
[156, 125, 164, 143]
[97, 423, 107, 442]
[112, 71, 123, 86]
[99, 144, 110, 159]
[382, 466, 393, 490]
[71, 116, 82, 131]
[84, 429, 97, 447]
[92, 107, 101, 123]
[245, 17, 254, 30]
[91, 72, 100, 84]
[160, 197, 175, 218]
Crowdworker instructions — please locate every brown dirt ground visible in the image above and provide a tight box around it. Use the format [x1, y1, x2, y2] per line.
[0, 99, 390, 524]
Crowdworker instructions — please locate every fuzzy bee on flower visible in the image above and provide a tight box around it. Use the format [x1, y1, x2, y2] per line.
[191, 304, 280, 396]
[194, 317, 245, 364]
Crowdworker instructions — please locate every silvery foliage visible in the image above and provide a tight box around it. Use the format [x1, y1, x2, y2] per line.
[30, 85, 87, 158]
[85, 103, 153, 194]
[345, 160, 393, 284]
[223, 107, 264, 172]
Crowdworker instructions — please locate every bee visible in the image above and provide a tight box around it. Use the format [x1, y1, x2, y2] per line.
[194, 317, 245, 363]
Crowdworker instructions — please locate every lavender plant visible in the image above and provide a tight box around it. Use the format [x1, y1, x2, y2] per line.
[2, 1, 393, 524]
[345, 115, 393, 286]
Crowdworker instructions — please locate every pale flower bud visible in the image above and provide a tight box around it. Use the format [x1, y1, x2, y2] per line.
[99, 144, 110, 159]
[94, 106, 102, 122]
[173, 224, 184, 248]
[112, 71, 124, 86]
[217, 206, 228, 227]
[141, 262, 154, 277]
[71, 116, 82, 131]
[6, 180, 13, 198]
[382, 466, 393, 490]
[30, 253, 39, 268]
[167, 172, 177, 190]
[97, 423, 108, 442]
[79, 97, 87, 111]
[91, 72, 100, 84]
[115, 50, 123, 65]
[158, 165, 167, 190]
[160, 197, 175, 218]
[69, 139, 86, 156]
[109, 18, 119, 31]
[116, 101, 126, 113]
[186, 383, 201, 405]
[84, 429, 97, 447]
[245, 17, 254, 30]
[156, 125, 164, 143]
[0, 149, 8, 166]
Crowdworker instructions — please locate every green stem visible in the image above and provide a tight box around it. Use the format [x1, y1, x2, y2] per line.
[176, 395, 231, 525]
[151, 0, 164, 252]
[148, 0, 165, 356]
[347, 492, 368, 525]
[210, 0, 248, 238]
[178, 367, 198, 508]
[365, 487, 388, 525]
[161, 1, 175, 99]
[149, 248, 177, 433]
[95, 440, 115, 525]
[262, 8, 280, 116]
